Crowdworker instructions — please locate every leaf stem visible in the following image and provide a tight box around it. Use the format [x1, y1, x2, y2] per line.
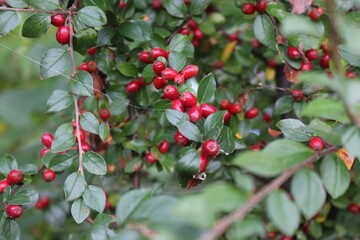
[0, 6, 71, 14]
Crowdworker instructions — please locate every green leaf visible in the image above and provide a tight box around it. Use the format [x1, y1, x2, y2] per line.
[217, 126, 235, 154]
[168, 34, 194, 58]
[298, 71, 332, 88]
[70, 71, 94, 97]
[168, 51, 187, 72]
[0, 155, 18, 176]
[276, 118, 313, 142]
[302, 98, 350, 123]
[320, 154, 350, 199]
[254, 14, 276, 50]
[0, 12, 19, 36]
[142, 64, 156, 84]
[29, 0, 58, 10]
[46, 90, 72, 112]
[197, 73, 216, 104]
[163, 0, 187, 18]
[99, 122, 109, 142]
[51, 123, 75, 153]
[73, 28, 98, 55]
[266, 190, 300, 235]
[176, 120, 201, 142]
[109, 100, 129, 115]
[119, 21, 152, 42]
[274, 95, 294, 115]
[21, 13, 50, 38]
[19, 164, 38, 175]
[40, 48, 70, 80]
[309, 119, 341, 145]
[71, 198, 90, 224]
[84, 0, 108, 11]
[290, 169, 326, 219]
[5, 0, 29, 8]
[76, 6, 107, 28]
[83, 185, 106, 212]
[48, 154, 73, 172]
[204, 111, 225, 139]
[63, 172, 87, 201]
[227, 215, 265, 240]
[165, 109, 189, 126]
[116, 189, 152, 225]
[265, 2, 288, 20]
[190, 0, 211, 15]
[80, 112, 99, 134]
[341, 126, 360, 159]
[117, 62, 138, 77]
[8, 189, 38, 206]
[0, 217, 21, 240]
[91, 214, 116, 240]
[280, 15, 324, 38]
[174, 149, 200, 188]
[83, 151, 107, 175]
[339, 44, 360, 67]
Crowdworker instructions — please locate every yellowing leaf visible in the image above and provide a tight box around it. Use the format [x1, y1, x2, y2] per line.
[221, 41, 237, 62]
[235, 132, 242, 139]
[336, 148, 354, 170]
[265, 67, 276, 81]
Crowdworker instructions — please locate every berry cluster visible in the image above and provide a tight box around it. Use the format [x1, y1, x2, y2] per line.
[178, 19, 205, 47]
[241, 1, 267, 15]
[51, 14, 70, 45]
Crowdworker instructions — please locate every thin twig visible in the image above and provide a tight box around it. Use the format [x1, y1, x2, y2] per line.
[198, 146, 338, 240]
[86, 217, 94, 224]
[0, 6, 71, 14]
[166, 15, 191, 44]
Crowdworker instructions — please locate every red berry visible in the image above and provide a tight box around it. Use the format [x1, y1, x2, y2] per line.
[35, 196, 50, 209]
[99, 109, 111, 121]
[56, 26, 70, 45]
[153, 76, 167, 89]
[305, 49, 318, 61]
[309, 7, 324, 21]
[251, 38, 261, 48]
[174, 131, 190, 146]
[346, 71, 357, 79]
[268, 232, 278, 239]
[152, 0, 162, 9]
[229, 103, 242, 114]
[171, 99, 186, 112]
[245, 107, 259, 119]
[291, 89, 304, 102]
[5, 205, 23, 219]
[301, 61, 312, 71]
[42, 169, 56, 182]
[87, 46, 97, 56]
[220, 99, 231, 110]
[74, 128, 86, 142]
[163, 85, 180, 100]
[184, 0, 190, 5]
[348, 203, 360, 214]
[0, 179, 9, 193]
[158, 140, 170, 153]
[200, 103, 217, 118]
[287, 46, 301, 59]
[281, 236, 293, 240]
[181, 65, 199, 79]
[119, 0, 126, 9]
[88, 61, 97, 72]
[145, 152, 157, 164]
[174, 74, 185, 85]
[192, 38, 200, 47]
[179, 27, 191, 35]
[320, 54, 330, 69]
[193, 28, 204, 40]
[51, 14, 65, 27]
[153, 60, 166, 76]
[151, 47, 167, 60]
[81, 142, 92, 152]
[40, 148, 51, 158]
[228, 32, 239, 42]
[162, 68, 178, 80]
[250, 144, 262, 151]
[138, 51, 152, 64]
[214, 60, 224, 69]
[187, 19, 198, 30]
[262, 112, 272, 123]
[308, 136, 324, 151]
[126, 80, 141, 94]
[267, 59, 277, 68]
[201, 139, 220, 157]
[199, 154, 209, 173]
[7, 170, 23, 185]
[41, 132, 54, 148]
[241, 3, 256, 14]
[180, 92, 197, 108]
[78, 62, 90, 72]
[188, 106, 202, 123]
[255, 1, 267, 13]
[303, 222, 310, 233]
[224, 111, 231, 122]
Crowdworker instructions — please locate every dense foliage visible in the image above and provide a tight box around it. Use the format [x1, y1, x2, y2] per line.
[1, 0, 360, 239]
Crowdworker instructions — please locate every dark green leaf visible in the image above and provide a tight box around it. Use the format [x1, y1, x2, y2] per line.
[168, 34, 194, 58]
[168, 51, 186, 72]
[254, 15, 276, 50]
[40, 48, 70, 80]
[265, 2, 288, 20]
[309, 119, 341, 145]
[5, 0, 29, 8]
[0, 155, 18, 176]
[70, 71, 94, 97]
[108, 100, 129, 115]
[73, 28, 98, 55]
[71, 198, 90, 224]
[291, 169, 326, 219]
[91, 214, 116, 240]
[19, 164, 38, 175]
[83, 151, 107, 175]
[76, 6, 107, 28]
[197, 73, 216, 104]
[48, 154, 73, 172]
[276, 118, 313, 142]
[274, 95, 294, 115]
[119, 21, 152, 42]
[99, 122, 109, 142]
[21, 13, 50, 38]
[51, 123, 75, 153]
[176, 120, 201, 142]
[80, 112, 99, 134]
[163, 0, 187, 18]
[83, 185, 106, 212]
[29, 0, 58, 10]
[64, 172, 87, 201]
[341, 126, 360, 159]
[227, 215, 265, 240]
[174, 149, 200, 188]
[142, 64, 156, 84]
[190, 0, 211, 15]
[46, 90, 72, 112]
[217, 126, 235, 154]
[0, 217, 21, 240]
[117, 62, 138, 77]
[204, 111, 225, 139]
[0, 12, 19, 36]
[84, 0, 107, 11]
[8, 189, 38, 206]
[339, 44, 360, 67]
[165, 109, 189, 126]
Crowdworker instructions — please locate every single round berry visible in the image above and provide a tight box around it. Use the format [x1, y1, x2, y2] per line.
[187, 19, 198, 29]
[74, 128, 86, 142]
[223, 111, 231, 122]
[287, 46, 301, 59]
[126, 80, 141, 94]
[346, 71, 357, 79]
[229, 103, 242, 114]
[153, 60, 166, 76]
[42, 169, 56, 182]
[179, 27, 191, 35]
[174, 74, 185, 85]
[309, 7, 324, 21]
[268, 232, 278, 239]
[5, 205, 23, 219]
[180, 92, 197, 108]
[174, 130, 190, 146]
[119, 0, 126, 9]
[181, 65, 199, 79]
[151, 47, 167, 60]
[245, 107, 259, 119]
[241, 2, 256, 15]
[138, 76, 146, 86]
[35, 196, 50, 209]
[0, 179, 9, 193]
[348, 202, 360, 214]
[308, 136, 324, 151]
[250, 144, 262, 151]
[56, 26, 70, 45]
[41, 132, 54, 148]
[320, 54, 330, 69]
[262, 112, 272, 123]
[145, 152, 157, 164]
[99, 109, 111, 121]
[200, 103, 217, 118]
[255, 1, 267, 13]
[193, 28, 204, 40]
[40, 147, 50, 158]
[158, 140, 170, 153]
[161, 68, 178, 80]
[171, 99, 186, 112]
[51, 14, 65, 27]
[88, 61, 97, 72]
[220, 99, 231, 110]
[301, 61, 312, 71]
[138, 51, 152, 64]
[153, 76, 167, 89]
[199, 154, 209, 173]
[81, 142, 92, 152]
[163, 85, 180, 100]
[7, 170, 23, 185]
[291, 89, 304, 102]
[87, 46, 97, 56]
[214, 60, 224, 69]
[192, 38, 200, 47]
[78, 62, 90, 72]
[305, 49, 318, 61]
[152, 0, 162, 9]
[201, 139, 220, 157]
[251, 38, 261, 48]
[188, 106, 203, 123]
[228, 32, 239, 42]
[267, 59, 277, 68]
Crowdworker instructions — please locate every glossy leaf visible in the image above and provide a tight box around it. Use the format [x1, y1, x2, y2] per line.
[166, 109, 189, 126]
[46, 90, 72, 112]
[117, 62, 138, 77]
[83, 185, 106, 212]
[51, 123, 75, 153]
[254, 15, 276, 50]
[174, 149, 200, 188]
[197, 73, 216, 104]
[22, 13, 50, 38]
[99, 122, 109, 142]
[83, 151, 107, 175]
[71, 198, 90, 224]
[76, 6, 107, 28]
[176, 120, 201, 142]
[276, 118, 313, 142]
[204, 111, 225, 139]
[70, 71, 94, 97]
[40, 48, 70, 80]
[119, 21, 152, 42]
[91, 214, 116, 240]
[163, 0, 187, 18]
[217, 126, 235, 154]
[273, 95, 294, 115]
[0, 155, 18, 176]
[63, 172, 87, 201]
[80, 112, 99, 134]
[168, 51, 186, 72]
[190, 0, 211, 15]
[0, 12, 19, 36]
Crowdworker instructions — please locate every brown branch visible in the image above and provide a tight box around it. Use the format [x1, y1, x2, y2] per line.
[126, 223, 157, 240]
[0, 6, 70, 14]
[166, 15, 191, 44]
[198, 146, 338, 240]
[86, 217, 94, 224]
